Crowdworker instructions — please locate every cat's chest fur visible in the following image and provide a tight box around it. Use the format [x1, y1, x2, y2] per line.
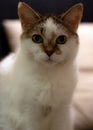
[1, 54, 76, 112]
[3, 56, 76, 109]
[0, 56, 77, 130]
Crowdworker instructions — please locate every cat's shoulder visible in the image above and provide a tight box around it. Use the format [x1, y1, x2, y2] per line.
[0, 53, 16, 74]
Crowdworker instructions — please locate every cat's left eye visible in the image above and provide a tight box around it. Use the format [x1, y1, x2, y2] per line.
[56, 35, 67, 44]
[32, 34, 43, 43]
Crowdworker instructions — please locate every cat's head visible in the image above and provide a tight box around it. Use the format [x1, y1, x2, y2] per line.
[18, 2, 83, 67]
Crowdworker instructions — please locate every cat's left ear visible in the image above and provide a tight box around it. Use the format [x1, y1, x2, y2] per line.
[60, 3, 83, 32]
[18, 2, 41, 30]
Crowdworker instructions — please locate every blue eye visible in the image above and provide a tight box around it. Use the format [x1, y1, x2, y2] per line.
[32, 34, 43, 43]
[56, 35, 67, 44]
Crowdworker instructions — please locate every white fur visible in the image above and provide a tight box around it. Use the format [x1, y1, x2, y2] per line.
[44, 18, 68, 40]
[0, 18, 78, 130]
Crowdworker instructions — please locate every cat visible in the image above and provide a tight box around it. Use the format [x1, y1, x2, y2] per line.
[0, 2, 83, 130]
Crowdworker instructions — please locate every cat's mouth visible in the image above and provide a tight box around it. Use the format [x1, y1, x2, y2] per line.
[46, 58, 54, 63]
[43, 57, 67, 66]
[43, 58, 56, 66]
[43, 57, 62, 66]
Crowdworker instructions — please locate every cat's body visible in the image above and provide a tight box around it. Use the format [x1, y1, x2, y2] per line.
[0, 2, 83, 130]
[0, 51, 76, 130]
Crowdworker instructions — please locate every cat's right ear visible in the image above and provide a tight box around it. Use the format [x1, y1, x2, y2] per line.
[18, 2, 41, 30]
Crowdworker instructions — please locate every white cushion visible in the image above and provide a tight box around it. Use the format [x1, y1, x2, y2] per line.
[3, 20, 22, 51]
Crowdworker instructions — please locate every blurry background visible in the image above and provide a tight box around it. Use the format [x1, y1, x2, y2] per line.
[0, 0, 93, 60]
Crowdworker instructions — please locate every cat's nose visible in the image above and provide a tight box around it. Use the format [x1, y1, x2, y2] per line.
[45, 50, 54, 57]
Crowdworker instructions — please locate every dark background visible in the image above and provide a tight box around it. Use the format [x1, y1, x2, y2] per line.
[0, 0, 93, 60]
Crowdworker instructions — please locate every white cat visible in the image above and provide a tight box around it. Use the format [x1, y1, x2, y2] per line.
[0, 2, 83, 130]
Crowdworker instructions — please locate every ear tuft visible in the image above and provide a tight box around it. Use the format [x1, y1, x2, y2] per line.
[61, 3, 83, 32]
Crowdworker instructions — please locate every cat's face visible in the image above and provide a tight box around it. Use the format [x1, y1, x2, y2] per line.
[18, 2, 83, 67]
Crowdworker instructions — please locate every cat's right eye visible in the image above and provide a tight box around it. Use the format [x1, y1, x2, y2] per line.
[32, 34, 43, 44]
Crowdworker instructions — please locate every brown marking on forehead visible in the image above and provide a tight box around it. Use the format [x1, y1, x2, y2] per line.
[37, 15, 75, 35]
[21, 14, 76, 40]
[38, 14, 63, 24]
[40, 27, 44, 34]
[21, 12, 78, 42]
